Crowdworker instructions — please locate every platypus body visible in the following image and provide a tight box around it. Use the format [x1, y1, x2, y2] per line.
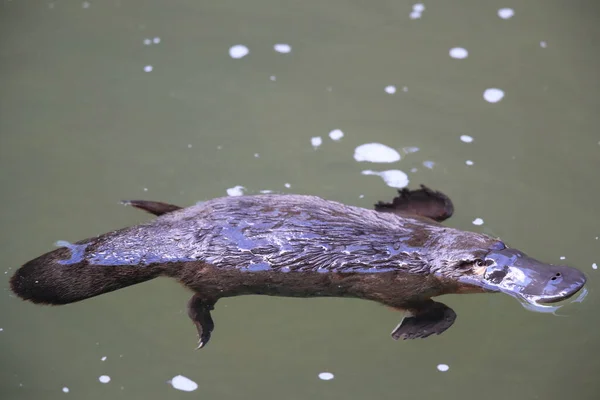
[10, 186, 587, 348]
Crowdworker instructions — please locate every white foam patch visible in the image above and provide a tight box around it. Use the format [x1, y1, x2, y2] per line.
[284, 183, 291, 188]
[449, 47, 468, 59]
[98, 376, 110, 384]
[413, 3, 425, 12]
[409, 11, 422, 19]
[560, 256, 566, 260]
[270, 75, 276, 81]
[437, 364, 450, 372]
[465, 160, 474, 166]
[229, 45, 249, 59]
[226, 186, 245, 196]
[354, 143, 401, 163]
[423, 161, 435, 169]
[329, 129, 344, 141]
[82, 1, 90, 8]
[403, 146, 419, 154]
[62, 387, 69, 393]
[169, 375, 198, 392]
[311, 136, 323, 148]
[460, 135, 473, 143]
[472, 218, 484, 226]
[143, 38, 151, 45]
[498, 8, 514, 19]
[143, 65, 153, 72]
[385, 85, 396, 94]
[362, 170, 409, 188]
[101, 356, 107, 361]
[254, 153, 260, 158]
[592, 263, 597, 270]
[153, 37, 161, 44]
[318, 372, 334, 381]
[483, 88, 504, 103]
[274, 44, 291, 53]
[540, 41, 547, 48]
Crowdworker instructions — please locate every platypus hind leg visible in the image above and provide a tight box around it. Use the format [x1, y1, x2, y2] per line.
[187, 294, 216, 349]
[121, 200, 183, 216]
[374, 184, 454, 222]
[391, 300, 457, 340]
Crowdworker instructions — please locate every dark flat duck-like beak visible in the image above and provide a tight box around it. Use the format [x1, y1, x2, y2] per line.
[459, 244, 587, 306]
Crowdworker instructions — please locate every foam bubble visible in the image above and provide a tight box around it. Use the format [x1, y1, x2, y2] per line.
[540, 41, 547, 48]
[153, 37, 161, 44]
[274, 44, 291, 53]
[98, 376, 110, 384]
[472, 218, 484, 226]
[62, 387, 69, 393]
[593, 263, 597, 270]
[101, 356, 107, 361]
[318, 372, 334, 381]
[82, 1, 90, 8]
[498, 8, 514, 19]
[284, 183, 291, 188]
[143, 38, 152, 45]
[361, 170, 409, 188]
[143, 65, 153, 72]
[560, 256, 566, 260]
[354, 143, 401, 163]
[449, 47, 468, 59]
[329, 129, 344, 141]
[423, 161, 435, 169]
[465, 160, 474, 166]
[409, 11, 422, 19]
[437, 364, 450, 372]
[385, 85, 397, 94]
[460, 135, 473, 143]
[413, 3, 425, 12]
[226, 186, 245, 196]
[229, 45, 249, 59]
[169, 375, 198, 392]
[311, 136, 323, 148]
[270, 75, 276, 81]
[483, 88, 504, 103]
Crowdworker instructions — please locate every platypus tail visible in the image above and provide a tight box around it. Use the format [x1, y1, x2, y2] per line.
[10, 247, 163, 305]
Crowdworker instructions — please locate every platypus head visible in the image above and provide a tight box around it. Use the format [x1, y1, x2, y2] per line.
[431, 238, 587, 306]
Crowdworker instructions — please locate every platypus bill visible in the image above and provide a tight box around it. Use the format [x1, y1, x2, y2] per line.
[10, 186, 587, 349]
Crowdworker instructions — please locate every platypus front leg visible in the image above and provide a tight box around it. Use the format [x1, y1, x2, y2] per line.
[374, 185, 454, 222]
[390, 300, 457, 340]
[187, 294, 217, 349]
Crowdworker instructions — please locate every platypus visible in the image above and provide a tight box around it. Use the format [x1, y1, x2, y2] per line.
[9, 186, 587, 348]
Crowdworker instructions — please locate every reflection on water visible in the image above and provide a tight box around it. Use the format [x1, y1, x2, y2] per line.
[1, 1, 599, 399]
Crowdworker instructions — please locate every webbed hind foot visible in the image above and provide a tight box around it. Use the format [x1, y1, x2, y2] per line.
[391, 300, 456, 340]
[375, 185, 454, 222]
[187, 294, 216, 349]
[122, 200, 182, 216]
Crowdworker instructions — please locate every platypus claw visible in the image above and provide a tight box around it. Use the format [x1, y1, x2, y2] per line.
[187, 294, 216, 350]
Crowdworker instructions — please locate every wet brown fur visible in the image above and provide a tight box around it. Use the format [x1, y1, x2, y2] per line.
[9, 187, 494, 347]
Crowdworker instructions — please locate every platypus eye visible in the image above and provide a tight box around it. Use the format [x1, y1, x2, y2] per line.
[475, 259, 486, 267]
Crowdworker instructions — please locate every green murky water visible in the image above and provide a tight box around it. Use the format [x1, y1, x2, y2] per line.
[1, 1, 599, 399]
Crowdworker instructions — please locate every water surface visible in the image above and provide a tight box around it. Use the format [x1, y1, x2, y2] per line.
[1, 1, 599, 399]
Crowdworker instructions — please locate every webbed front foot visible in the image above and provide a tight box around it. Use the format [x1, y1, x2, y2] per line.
[391, 300, 456, 340]
[187, 294, 216, 349]
[375, 184, 454, 222]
